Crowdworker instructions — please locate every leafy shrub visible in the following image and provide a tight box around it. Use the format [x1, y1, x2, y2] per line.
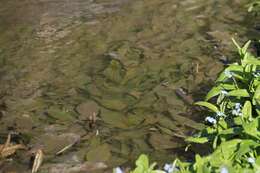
[126, 40, 260, 173]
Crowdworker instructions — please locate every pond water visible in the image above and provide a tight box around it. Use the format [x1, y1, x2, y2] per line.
[0, 0, 257, 172]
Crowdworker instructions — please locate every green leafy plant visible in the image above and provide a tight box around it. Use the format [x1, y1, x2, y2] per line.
[128, 40, 260, 173]
[248, 0, 260, 13]
[130, 154, 165, 173]
[185, 39, 260, 172]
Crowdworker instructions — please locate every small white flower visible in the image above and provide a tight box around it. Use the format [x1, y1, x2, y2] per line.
[220, 166, 229, 173]
[224, 70, 233, 78]
[220, 90, 228, 95]
[253, 72, 260, 77]
[205, 116, 217, 124]
[247, 157, 255, 164]
[232, 103, 243, 116]
[216, 112, 225, 117]
[114, 167, 124, 173]
[235, 103, 241, 109]
[164, 163, 177, 173]
[232, 109, 239, 116]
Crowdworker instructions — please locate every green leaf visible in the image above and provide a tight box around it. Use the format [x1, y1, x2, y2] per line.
[242, 40, 251, 55]
[233, 117, 243, 125]
[235, 140, 260, 159]
[220, 83, 236, 90]
[253, 84, 260, 105]
[152, 171, 165, 173]
[195, 101, 219, 113]
[227, 64, 244, 72]
[218, 127, 242, 135]
[209, 139, 242, 166]
[228, 89, 250, 97]
[216, 64, 244, 82]
[186, 137, 209, 144]
[242, 120, 260, 140]
[136, 154, 149, 170]
[232, 38, 242, 55]
[205, 87, 221, 101]
[242, 101, 252, 119]
[242, 56, 260, 66]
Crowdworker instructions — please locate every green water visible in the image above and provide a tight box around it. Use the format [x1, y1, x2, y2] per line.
[0, 0, 256, 172]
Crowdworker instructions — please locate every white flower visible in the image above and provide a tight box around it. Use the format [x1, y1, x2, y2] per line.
[220, 90, 228, 95]
[164, 163, 177, 173]
[216, 112, 225, 117]
[114, 167, 124, 173]
[232, 103, 242, 116]
[235, 103, 241, 109]
[220, 166, 229, 173]
[253, 72, 260, 77]
[205, 116, 217, 124]
[232, 109, 239, 116]
[247, 157, 255, 164]
[224, 70, 233, 78]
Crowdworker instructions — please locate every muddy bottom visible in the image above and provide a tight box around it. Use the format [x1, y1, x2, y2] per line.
[0, 0, 256, 172]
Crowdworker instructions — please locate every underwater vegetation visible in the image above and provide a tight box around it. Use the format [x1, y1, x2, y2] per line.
[0, 0, 257, 172]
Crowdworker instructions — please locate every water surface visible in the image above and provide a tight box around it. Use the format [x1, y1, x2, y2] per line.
[0, 0, 254, 172]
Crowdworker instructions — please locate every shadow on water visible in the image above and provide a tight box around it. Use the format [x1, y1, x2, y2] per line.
[0, 0, 255, 172]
